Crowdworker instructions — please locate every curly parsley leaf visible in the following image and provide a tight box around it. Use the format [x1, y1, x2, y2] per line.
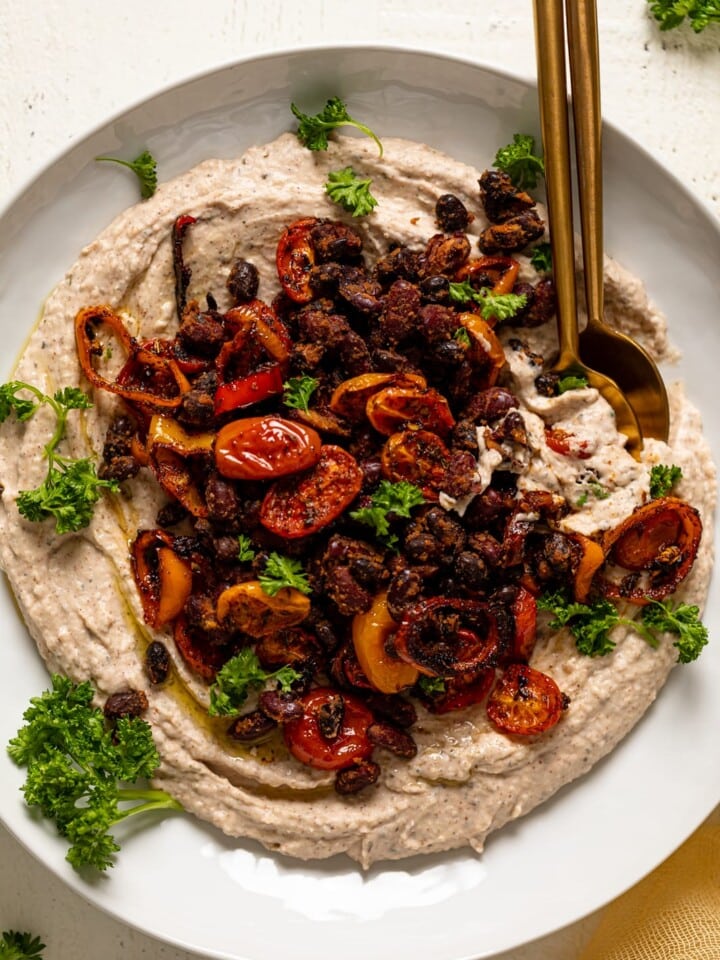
[291, 97, 383, 155]
[208, 649, 301, 717]
[448, 281, 528, 322]
[237, 534, 256, 563]
[558, 374, 589, 393]
[530, 242, 553, 273]
[0, 380, 118, 534]
[649, 463, 683, 499]
[0, 931, 46, 960]
[282, 375, 319, 413]
[259, 552, 311, 596]
[325, 166, 378, 217]
[538, 590, 622, 656]
[641, 600, 708, 663]
[95, 149, 158, 199]
[417, 676, 447, 696]
[493, 133, 545, 189]
[7, 675, 181, 871]
[453, 326, 472, 347]
[648, 0, 720, 31]
[350, 480, 425, 549]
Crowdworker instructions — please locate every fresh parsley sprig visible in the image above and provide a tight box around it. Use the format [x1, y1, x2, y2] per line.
[7, 676, 182, 871]
[291, 97, 383, 155]
[325, 167, 378, 217]
[0, 381, 119, 534]
[448, 281, 528, 322]
[259, 552, 311, 596]
[0, 931, 46, 960]
[237, 534, 256, 563]
[350, 480, 425, 549]
[649, 463, 683, 499]
[208, 649, 301, 717]
[493, 134, 545, 189]
[648, 0, 720, 31]
[538, 590, 708, 662]
[557, 374, 589, 393]
[283, 375, 319, 413]
[95, 149, 158, 199]
[530, 242, 553, 273]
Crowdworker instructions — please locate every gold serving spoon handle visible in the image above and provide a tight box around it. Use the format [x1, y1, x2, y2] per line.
[533, 0, 642, 458]
[567, 0, 670, 442]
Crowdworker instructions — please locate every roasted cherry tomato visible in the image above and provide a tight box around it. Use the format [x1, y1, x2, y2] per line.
[395, 597, 500, 678]
[149, 446, 208, 518]
[352, 592, 419, 694]
[276, 217, 318, 304]
[216, 581, 310, 638]
[566, 532, 605, 603]
[214, 364, 284, 415]
[366, 386, 455, 437]
[330, 372, 426, 422]
[381, 428, 450, 499]
[544, 427, 592, 459]
[131, 530, 193, 629]
[173, 614, 231, 681]
[486, 663, 567, 736]
[509, 586, 538, 662]
[458, 313, 506, 385]
[215, 416, 321, 481]
[283, 688, 374, 771]
[423, 668, 496, 715]
[260, 445, 363, 539]
[600, 497, 702, 604]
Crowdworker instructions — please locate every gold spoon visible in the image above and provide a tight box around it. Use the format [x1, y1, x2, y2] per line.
[532, 0, 642, 457]
[567, 0, 670, 442]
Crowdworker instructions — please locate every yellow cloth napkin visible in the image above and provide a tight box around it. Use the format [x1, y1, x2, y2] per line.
[578, 815, 720, 960]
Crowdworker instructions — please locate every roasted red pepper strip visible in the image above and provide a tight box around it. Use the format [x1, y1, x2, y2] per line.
[131, 529, 193, 629]
[173, 214, 197, 322]
[75, 305, 188, 411]
[214, 364, 284, 415]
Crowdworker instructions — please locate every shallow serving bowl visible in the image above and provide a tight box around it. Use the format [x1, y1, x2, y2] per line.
[0, 45, 718, 960]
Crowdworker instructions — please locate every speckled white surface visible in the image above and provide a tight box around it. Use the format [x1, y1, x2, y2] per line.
[0, 1, 718, 958]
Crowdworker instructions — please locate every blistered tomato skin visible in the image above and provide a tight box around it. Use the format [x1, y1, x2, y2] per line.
[283, 688, 374, 771]
[214, 416, 321, 480]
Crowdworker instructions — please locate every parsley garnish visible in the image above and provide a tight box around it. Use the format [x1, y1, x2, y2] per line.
[291, 97, 383, 155]
[0, 381, 118, 534]
[95, 149, 158, 199]
[0, 931, 46, 960]
[418, 676, 447, 696]
[493, 134, 545, 189]
[283, 375, 319, 413]
[648, 0, 720, 31]
[7, 676, 181, 871]
[259, 552, 311, 596]
[208, 649, 301, 717]
[558, 374, 589, 393]
[530, 242, 553, 273]
[538, 590, 708, 663]
[350, 480, 425, 549]
[448, 281, 528, 322]
[649, 464, 683, 499]
[237, 534, 256, 563]
[325, 167, 378, 217]
[453, 326, 472, 347]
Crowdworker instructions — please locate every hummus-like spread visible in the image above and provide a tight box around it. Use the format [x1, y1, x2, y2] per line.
[0, 132, 714, 867]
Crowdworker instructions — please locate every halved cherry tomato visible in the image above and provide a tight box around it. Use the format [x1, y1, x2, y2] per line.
[329, 372, 426, 422]
[131, 530, 193, 629]
[352, 592, 419, 694]
[366, 386, 455, 437]
[381, 429, 449, 499]
[510, 586, 538, 662]
[424, 669, 496, 715]
[215, 416, 321, 481]
[458, 313, 506, 386]
[395, 598, 500, 678]
[455, 255, 520, 296]
[173, 614, 230, 680]
[149, 447, 209, 518]
[216, 581, 310, 638]
[214, 364, 284, 415]
[260, 445, 363, 539]
[276, 217, 318, 304]
[545, 427, 591, 459]
[600, 497, 702, 604]
[283, 688, 374, 771]
[486, 663, 567, 736]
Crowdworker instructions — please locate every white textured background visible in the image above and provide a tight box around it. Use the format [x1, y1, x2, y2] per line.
[0, 1, 718, 958]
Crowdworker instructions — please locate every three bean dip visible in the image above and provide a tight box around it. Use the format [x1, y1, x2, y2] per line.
[0, 131, 714, 867]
